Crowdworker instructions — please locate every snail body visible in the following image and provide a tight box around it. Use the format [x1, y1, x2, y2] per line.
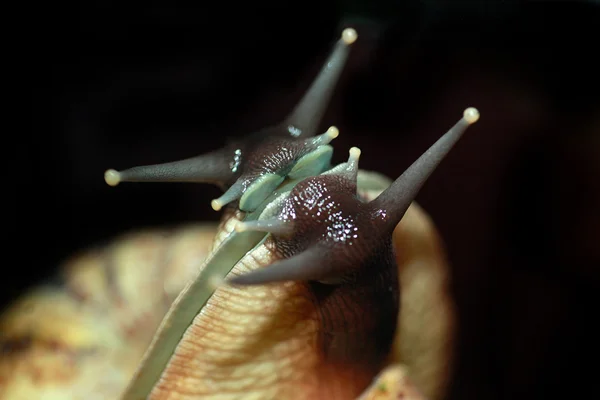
[1, 27, 478, 400]
[104, 27, 477, 399]
[135, 106, 477, 399]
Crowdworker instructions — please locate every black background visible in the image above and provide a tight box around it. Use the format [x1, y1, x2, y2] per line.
[15, 1, 600, 399]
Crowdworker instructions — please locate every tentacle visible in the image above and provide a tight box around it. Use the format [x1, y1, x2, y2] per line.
[323, 146, 361, 179]
[104, 28, 357, 214]
[211, 126, 340, 212]
[284, 28, 357, 138]
[370, 107, 480, 231]
[288, 126, 339, 179]
[234, 219, 294, 237]
[228, 246, 330, 285]
[104, 148, 236, 187]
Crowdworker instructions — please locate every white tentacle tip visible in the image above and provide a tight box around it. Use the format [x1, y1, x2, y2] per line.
[349, 146, 361, 161]
[326, 126, 339, 139]
[234, 222, 248, 233]
[211, 199, 223, 211]
[104, 169, 121, 186]
[463, 107, 480, 124]
[341, 28, 358, 45]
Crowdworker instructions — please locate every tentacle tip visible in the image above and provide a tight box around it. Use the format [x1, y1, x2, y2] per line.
[211, 199, 223, 211]
[463, 107, 480, 124]
[234, 222, 248, 233]
[341, 28, 358, 45]
[104, 169, 121, 187]
[349, 146, 361, 161]
[326, 126, 339, 140]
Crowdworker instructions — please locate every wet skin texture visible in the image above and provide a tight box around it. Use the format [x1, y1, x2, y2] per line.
[0, 27, 475, 400]
[103, 27, 476, 399]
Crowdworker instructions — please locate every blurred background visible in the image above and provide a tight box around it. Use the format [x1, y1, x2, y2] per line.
[16, 0, 600, 399]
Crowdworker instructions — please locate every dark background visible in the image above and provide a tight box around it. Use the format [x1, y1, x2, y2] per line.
[15, 1, 600, 399]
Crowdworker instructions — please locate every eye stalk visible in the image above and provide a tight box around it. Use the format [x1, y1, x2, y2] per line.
[284, 28, 357, 138]
[210, 126, 340, 212]
[228, 108, 480, 286]
[104, 29, 357, 212]
[371, 107, 480, 231]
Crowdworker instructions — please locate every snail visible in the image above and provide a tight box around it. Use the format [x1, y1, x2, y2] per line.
[0, 27, 479, 400]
